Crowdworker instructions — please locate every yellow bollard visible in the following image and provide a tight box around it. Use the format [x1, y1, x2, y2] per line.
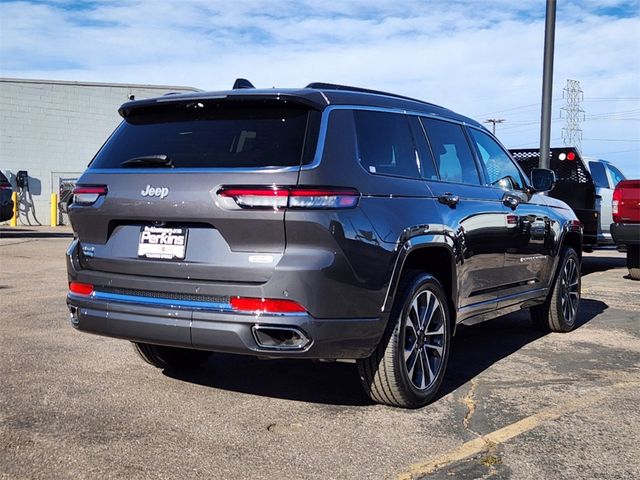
[10, 192, 17, 226]
[51, 192, 58, 227]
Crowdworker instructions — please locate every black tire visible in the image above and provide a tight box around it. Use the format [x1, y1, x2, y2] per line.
[626, 246, 640, 281]
[132, 342, 210, 370]
[357, 272, 451, 408]
[531, 247, 581, 332]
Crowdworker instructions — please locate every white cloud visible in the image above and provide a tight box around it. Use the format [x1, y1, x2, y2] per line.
[1, 0, 639, 175]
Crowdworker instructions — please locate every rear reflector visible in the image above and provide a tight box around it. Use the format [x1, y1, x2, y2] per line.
[69, 282, 94, 296]
[217, 186, 359, 210]
[72, 185, 107, 205]
[230, 297, 306, 313]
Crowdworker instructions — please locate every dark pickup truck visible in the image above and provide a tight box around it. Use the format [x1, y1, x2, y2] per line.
[510, 148, 598, 251]
[611, 179, 640, 280]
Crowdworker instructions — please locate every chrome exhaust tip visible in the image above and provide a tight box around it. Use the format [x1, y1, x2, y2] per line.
[251, 325, 311, 351]
[68, 305, 79, 326]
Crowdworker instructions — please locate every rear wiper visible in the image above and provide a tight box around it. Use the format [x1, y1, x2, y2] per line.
[121, 154, 173, 168]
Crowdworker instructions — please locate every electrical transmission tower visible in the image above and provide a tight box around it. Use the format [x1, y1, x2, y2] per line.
[560, 79, 585, 150]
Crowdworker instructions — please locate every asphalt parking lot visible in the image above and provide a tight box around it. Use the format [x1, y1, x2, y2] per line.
[1, 227, 638, 479]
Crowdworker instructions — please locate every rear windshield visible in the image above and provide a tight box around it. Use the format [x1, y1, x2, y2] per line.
[90, 102, 317, 169]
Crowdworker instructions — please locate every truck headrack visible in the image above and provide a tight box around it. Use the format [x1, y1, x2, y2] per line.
[510, 147, 598, 249]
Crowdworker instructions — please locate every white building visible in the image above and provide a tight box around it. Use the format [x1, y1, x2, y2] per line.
[0, 78, 199, 225]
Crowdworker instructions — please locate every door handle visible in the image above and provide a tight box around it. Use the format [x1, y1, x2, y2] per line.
[438, 193, 459, 207]
[503, 195, 520, 210]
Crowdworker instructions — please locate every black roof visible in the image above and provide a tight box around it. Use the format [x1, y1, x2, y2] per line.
[118, 83, 484, 129]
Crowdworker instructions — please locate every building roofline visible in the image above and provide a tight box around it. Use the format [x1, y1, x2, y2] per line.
[0, 77, 200, 91]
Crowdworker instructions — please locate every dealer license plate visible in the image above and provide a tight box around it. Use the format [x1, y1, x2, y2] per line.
[138, 226, 187, 260]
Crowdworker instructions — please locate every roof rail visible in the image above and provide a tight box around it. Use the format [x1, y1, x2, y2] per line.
[305, 82, 429, 105]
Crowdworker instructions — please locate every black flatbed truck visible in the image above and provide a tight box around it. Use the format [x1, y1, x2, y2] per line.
[510, 147, 598, 251]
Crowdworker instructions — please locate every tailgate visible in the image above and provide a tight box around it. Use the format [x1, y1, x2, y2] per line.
[68, 99, 320, 283]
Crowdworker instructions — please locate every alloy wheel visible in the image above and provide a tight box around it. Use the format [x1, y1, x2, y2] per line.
[403, 289, 446, 390]
[561, 257, 580, 324]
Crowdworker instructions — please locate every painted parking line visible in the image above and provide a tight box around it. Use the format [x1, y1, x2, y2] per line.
[396, 381, 639, 480]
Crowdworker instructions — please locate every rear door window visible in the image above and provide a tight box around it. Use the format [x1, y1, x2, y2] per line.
[420, 118, 481, 185]
[90, 102, 316, 169]
[606, 164, 626, 187]
[353, 110, 420, 178]
[589, 161, 610, 188]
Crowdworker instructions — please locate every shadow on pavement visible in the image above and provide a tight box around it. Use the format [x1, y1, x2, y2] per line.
[164, 298, 607, 407]
[164, 354, 374, 406]
[436, 297, 606, 399]
[0, 227, 73, 239]
[581, 254, 626, 277]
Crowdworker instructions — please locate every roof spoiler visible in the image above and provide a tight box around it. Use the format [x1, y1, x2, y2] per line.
[232, 78, 255, 89]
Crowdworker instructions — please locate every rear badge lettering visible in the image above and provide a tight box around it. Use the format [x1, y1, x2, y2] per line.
[520, 255, 546, 263]
[141, 185, 169, 199]
[249, 255, 274, 264]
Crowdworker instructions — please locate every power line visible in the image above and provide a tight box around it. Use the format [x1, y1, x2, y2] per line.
[594, 148, 640, 155]
[586, 109, 640, 120]
[508, 137, 563, 148]
[472, 102, 548, 118]
[583, 97, 640, 101]
[583, 138, 640, 142]
[471, 97, 639, 120]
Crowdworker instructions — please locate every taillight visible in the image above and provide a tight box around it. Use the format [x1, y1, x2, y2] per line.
[217, 186, 359, 210]
[0, 184, 11, 190]
[558, 151, 576, 161]
[612, 186, 621, 223]
[69, 281, 94, 296]
[218, 188, 289, 209]
[72, 185, 107, 205]
[230, 297, 306, 314]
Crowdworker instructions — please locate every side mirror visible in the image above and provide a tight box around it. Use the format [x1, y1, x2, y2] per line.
[530, 168, 556, 192]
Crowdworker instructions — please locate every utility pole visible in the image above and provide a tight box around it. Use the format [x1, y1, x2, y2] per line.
[484, 118, 505, 135]
[560, 79, 585, 151]
[539, 0, 556, 169]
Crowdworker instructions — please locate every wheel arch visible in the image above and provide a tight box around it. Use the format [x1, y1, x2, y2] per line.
[562, 230, 582, 260]
[383, 236, 458, 335]
[544, 219, 583, 296]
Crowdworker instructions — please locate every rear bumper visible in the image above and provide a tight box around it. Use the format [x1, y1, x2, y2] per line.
[611, 223, 640, 247]
[65, 239, 386, 359]
[67, 293, 384, 359]
[596, 231, 614, 245]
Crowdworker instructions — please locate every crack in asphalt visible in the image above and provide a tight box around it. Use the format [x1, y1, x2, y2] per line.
[398, 381, 640, 480]
[459, 379, 503, 478]
[461, 379, 479, 434]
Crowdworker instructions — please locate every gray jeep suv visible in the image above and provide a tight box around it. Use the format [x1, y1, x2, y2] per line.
[66, 82, 582, 408]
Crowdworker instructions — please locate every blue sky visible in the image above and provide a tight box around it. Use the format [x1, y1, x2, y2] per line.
[1, 0, 639, 176]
